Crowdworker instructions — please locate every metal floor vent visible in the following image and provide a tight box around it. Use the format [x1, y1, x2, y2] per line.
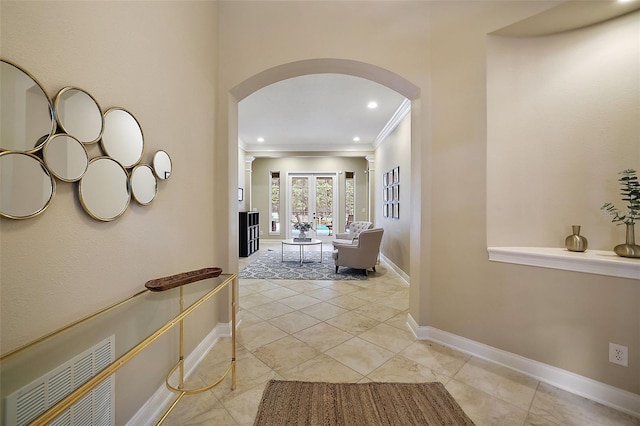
[4, 335, 115, 426]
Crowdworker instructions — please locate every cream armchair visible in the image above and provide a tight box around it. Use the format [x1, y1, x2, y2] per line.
[332, 228, 384, 275]
[332, 221, 373, 247]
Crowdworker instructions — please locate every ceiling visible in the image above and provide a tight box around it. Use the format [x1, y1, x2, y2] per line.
[237, 3, 640, 157]
[493, 1, 640, 38]
[238, 73, 408, 155]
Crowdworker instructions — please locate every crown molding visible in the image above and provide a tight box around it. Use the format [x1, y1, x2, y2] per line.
[373, 98, 411, 150]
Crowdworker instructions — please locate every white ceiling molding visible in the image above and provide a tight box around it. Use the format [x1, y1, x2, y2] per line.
[244, 149, 376, 159]
[373, 98, 411, 150]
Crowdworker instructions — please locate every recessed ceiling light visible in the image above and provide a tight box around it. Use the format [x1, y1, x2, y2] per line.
[257, 137, 265, 142]
[353, 137, 360, 142]
[367, 101, 378, 109]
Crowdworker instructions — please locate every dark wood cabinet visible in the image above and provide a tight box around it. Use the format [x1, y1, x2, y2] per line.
[239, 211, 259, 257]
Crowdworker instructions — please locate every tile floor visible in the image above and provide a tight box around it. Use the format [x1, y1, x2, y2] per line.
[156, 242, 639, 425]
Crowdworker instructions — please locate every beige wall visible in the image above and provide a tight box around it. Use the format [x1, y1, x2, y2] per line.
[426, 2, 639, 394]
[375, 113, 411, 273]
[2, 3, 639, 420]
[216, 0, 639, 395]
[250, 156, 369, 240]
[488, 11, 640, 249]
[0, 1, 221, 422]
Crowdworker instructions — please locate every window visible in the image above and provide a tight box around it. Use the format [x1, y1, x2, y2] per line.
[345, 171, 355, 228]
[270, 171, 280, 234]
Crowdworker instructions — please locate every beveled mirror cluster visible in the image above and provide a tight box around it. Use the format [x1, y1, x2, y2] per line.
[0, 60, 172, 221]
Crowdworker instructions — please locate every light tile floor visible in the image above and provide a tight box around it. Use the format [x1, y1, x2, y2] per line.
[156, 242, 639, 426]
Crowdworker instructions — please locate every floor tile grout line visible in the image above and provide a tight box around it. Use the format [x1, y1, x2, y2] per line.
[163, 245, 636, 425]
[526, 380, 543, 421]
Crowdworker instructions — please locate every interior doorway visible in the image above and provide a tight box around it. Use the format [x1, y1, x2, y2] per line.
[229, 58, 420, 318]
[288, 172, 337, 243]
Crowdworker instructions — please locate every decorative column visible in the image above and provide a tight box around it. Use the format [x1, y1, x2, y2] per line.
[244, 156, 255, 209]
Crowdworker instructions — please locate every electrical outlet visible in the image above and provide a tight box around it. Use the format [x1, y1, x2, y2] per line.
[609, 343, 628, 367]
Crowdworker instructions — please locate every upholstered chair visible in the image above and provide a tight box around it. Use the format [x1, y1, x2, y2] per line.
[332, 228, 384, 275]
[332, 221, 373, 247]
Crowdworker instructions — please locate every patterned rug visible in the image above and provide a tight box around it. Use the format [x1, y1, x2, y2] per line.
[253, 380, 475, 425]
[239, 248, 368, 280]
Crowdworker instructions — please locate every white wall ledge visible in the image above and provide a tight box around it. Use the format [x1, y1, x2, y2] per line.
[488, 247, 640, 280]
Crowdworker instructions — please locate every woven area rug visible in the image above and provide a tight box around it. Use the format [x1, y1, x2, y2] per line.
[239, 249, 368, 281]
[253, 380, 475, 425]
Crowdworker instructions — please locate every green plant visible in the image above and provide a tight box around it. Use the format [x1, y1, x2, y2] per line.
[601, 169, 640, 226]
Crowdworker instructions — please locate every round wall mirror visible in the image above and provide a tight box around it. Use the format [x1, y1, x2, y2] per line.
[1, 60, 56, 152]
[130, 165, 157, 205]
[153, 150, 172, 180]
[43, 134, 89, 182]
[101, 108, 144, 168]
[0, 152, 56, 219]
[54, 87, 103, 144]
[79, 157, 130, 221]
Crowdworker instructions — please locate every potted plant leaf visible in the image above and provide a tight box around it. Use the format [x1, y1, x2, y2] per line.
[292, 216, 314, 241]
[601, 169, 640, 258]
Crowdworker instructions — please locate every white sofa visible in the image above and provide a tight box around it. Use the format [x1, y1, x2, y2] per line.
[332, 221, 373, 247]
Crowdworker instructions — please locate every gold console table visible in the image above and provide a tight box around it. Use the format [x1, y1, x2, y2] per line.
[0, 269, 237, 425]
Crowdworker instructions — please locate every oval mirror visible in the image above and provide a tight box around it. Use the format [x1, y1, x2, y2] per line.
[79, 157, 130, 221]
[130, 165, 157, 205]
[54, 87, 103, 144]
[153, 150, 172, 180]
[0, 152, 56, 219]
[101, 108, 144, 168]
[43, 134, 89, 182]
[0, 60, 56, 152]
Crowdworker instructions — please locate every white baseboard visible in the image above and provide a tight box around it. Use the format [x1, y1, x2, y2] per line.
[406, 314, 640, 418]
[380, 253, 410, 285]
[126, 321, 232, 426]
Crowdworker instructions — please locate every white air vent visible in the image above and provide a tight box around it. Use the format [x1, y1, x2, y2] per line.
[4, 335, 115, 426]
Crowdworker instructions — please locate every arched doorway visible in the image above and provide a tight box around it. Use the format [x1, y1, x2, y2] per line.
[224, 58, 423, 323]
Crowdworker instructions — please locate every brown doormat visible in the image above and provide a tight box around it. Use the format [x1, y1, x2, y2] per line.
[253, 380, 475, 425]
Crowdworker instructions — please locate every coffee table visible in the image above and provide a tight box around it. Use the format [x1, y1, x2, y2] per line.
[281, 238, 323, 264]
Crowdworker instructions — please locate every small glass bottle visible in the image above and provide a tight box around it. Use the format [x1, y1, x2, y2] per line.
[565, 225, 588, 252]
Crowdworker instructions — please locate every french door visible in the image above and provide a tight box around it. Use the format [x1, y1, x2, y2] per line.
[288, 173, 337, 242]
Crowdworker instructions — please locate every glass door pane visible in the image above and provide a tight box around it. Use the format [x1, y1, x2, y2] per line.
[288, 173, 337, 242]
[291, 175, 309, 229]
[315, 176, 334, 241]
